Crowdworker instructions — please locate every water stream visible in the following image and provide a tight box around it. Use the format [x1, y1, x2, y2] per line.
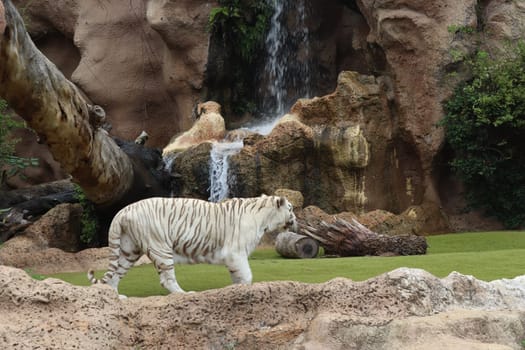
[208, 0, 311, 202]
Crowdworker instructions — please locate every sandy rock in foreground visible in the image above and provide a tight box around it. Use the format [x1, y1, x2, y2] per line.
[0, 266, 524, 349]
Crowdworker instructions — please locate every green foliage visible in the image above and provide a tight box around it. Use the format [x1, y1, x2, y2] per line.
[0, 99, 39, 182]
[47, 231, 525, 297]
[74, 185, 99, 244]
[442, 42, 525, 228]
[208, 0, 272, 63]
[447, 24, 475, 35]
[207, 0, 272, 116]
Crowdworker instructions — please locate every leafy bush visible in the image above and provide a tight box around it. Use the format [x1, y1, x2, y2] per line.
[74, 184, 99, 244]
[442, 43, 525, 228]
[0, 99, 39, 184]
[208, 0, 271, 63]
[207, 0, 272, 116]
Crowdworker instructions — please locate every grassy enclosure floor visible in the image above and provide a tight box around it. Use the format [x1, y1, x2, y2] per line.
[48, 231, 525, 297]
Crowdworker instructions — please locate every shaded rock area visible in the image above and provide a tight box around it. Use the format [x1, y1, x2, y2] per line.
[0, 265, 524, 349]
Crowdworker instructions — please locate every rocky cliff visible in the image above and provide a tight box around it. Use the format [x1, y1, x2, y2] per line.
[7, 0, 525, 227]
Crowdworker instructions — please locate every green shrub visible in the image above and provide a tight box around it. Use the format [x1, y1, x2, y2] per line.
[74, 185, 99, 245]
[442, 43, 525, 228]
[208, 0, 271, 64]
[0, 99, 39, 184]
[207, 0, 272, 116]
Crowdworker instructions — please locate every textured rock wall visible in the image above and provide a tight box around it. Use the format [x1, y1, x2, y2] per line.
[355, 0, 478, 205]
[12, 0, 215, 148]
[1, 265, 524, 349]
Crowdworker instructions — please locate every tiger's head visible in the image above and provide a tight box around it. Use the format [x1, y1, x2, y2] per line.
[275, 196, 298, 233]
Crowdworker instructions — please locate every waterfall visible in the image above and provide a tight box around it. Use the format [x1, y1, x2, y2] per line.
[208, 0, 311, 202]
[263, 0, 311, 118]
[208, 140, 244, 202]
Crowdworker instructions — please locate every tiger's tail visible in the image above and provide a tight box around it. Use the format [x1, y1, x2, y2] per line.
[87, 216, 124, 288]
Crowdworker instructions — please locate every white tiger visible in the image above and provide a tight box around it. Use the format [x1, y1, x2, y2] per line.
[87, 195, 297, 295]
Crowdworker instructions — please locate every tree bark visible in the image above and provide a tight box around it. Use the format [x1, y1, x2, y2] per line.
[300, 218, 427, 257]
[0, 0, 133, 206]
[275, 231, 319, 258]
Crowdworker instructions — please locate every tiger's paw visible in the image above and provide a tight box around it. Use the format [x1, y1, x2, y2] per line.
[118, 294, 128, 300]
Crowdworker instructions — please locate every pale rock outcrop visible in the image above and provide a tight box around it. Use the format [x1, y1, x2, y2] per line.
[171, 72, 422, 219]
[0, 265, 524, 349]
[162, 101, 225, 156]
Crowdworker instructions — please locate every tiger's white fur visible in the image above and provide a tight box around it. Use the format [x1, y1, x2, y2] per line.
[87, 195, 297, 295]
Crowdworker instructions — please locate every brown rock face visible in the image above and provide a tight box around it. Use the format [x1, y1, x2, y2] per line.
[225, 72, 421, 216]
[14, 0, 213, 148]
[23, 203, 83, 252]
[356, 0, 478, 204]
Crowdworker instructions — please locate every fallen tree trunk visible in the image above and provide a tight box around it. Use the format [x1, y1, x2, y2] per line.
[0, 180, 79, 242]
[0, 179, 75, 208]
[275, 231, 319, 258]
[300, 218, 427, 256]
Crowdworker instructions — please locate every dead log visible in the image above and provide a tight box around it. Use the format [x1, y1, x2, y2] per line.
[0, 179, 75, 208]
[275, 231, 319, 258]
[0, 180, 76, 242]
[300, 218, 427, 257]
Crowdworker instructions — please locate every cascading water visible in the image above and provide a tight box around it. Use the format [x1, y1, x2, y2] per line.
[208, 0, 311, 202]
[208, 139, 244, 202]
[262, 0, 311, 118]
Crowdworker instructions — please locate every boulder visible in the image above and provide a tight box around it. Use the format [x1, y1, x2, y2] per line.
[22, 203, 83, 252]
[227, 117, 315, 200]
[371, 202, 451, 236]
[298, 203, 447, 237]
[162, 101, 225, 157]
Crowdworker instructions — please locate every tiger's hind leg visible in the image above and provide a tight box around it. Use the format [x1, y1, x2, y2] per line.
[226, 255, 252, 285]
[104, 233, 142, 296]
[148, 248, 185, 293]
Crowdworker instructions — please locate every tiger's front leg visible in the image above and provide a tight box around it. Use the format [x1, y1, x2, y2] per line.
[226, 255, 252, 285]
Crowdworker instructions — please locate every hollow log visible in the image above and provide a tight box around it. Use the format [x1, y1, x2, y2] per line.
[275, 231, 319, 259]
[300, 218, 427, 256]
[0, 0, 134, 206]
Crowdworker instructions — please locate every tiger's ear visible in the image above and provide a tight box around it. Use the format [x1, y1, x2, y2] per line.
[277, 196, 285, 208]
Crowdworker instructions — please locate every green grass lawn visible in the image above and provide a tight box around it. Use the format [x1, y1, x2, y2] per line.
[48, 231, 525, 297]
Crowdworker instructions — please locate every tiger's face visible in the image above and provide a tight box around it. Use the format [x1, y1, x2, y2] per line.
[279, 197, 298, 232]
